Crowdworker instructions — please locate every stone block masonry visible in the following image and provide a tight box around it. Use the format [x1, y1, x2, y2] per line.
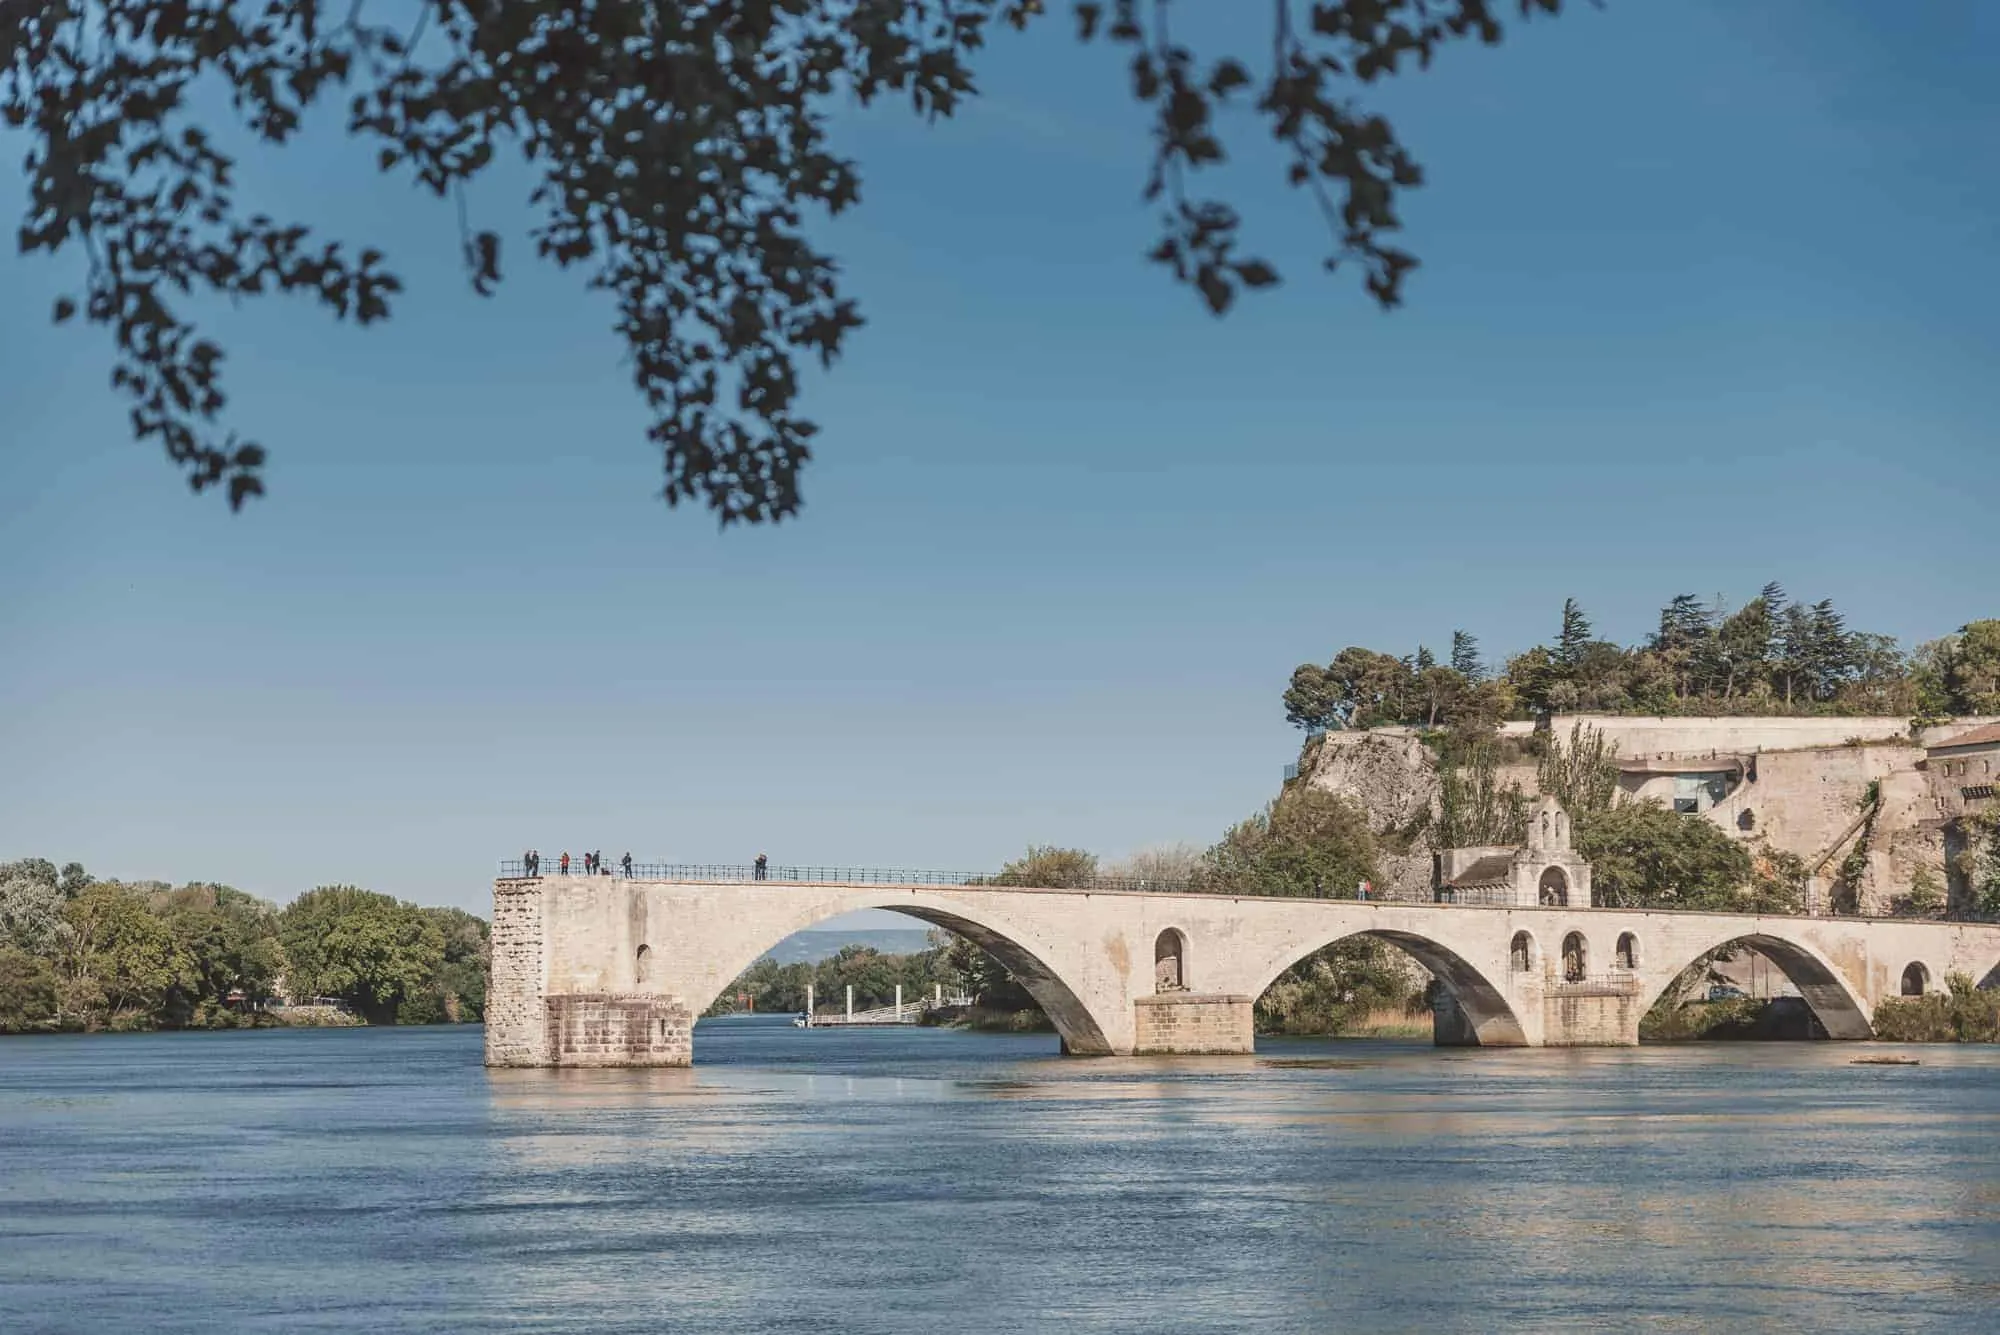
[545, 993, 693, 1066]
[485, 880, 549, 1066]
[1133, 993, 1254, 1055]
[486, 876, 2000, 1066]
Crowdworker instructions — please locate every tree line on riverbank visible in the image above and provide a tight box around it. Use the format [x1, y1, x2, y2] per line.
[0, 858, 488, 1033]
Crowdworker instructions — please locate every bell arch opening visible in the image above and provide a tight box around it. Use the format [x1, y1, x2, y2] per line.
[1154, 928, 1188, 992]
[1250, 928, 1528, 1047]
[1641, 933, 1873, 1041]
[1539, 867, 1569, 907]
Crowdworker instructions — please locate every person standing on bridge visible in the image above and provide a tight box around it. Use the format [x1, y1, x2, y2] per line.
[621, 851, 633, 878]
[559, 850, 570, 875]
[754, 852, 768, 881]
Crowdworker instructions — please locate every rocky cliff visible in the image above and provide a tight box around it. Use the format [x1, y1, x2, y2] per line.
[1300, 731, 1441, 901]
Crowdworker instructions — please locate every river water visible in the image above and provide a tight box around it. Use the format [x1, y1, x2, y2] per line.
[3, 1020, 1998, 1333]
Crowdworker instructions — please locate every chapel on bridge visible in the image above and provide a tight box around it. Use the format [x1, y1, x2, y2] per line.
[1435, 796, 1595, 908]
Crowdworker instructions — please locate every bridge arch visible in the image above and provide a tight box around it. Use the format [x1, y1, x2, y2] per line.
[1639, 930, 1873, 1040]
[1243, 927, 1528, 1047]
[687, 894, 1118, 1056]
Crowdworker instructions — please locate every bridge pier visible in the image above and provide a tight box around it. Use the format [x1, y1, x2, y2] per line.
[1538, 982, 1644, 1047]
[1132, 993, 1254, 1055]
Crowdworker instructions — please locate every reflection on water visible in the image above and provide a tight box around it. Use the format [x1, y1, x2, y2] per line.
[4, 1019, 2000, 1333]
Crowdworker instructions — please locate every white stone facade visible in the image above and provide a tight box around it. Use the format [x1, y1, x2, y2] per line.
[486, 876, 2000, 1066]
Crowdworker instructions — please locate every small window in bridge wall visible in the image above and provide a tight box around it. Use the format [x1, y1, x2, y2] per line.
[1155, 929, 1187, 993]
[1510, 932, 1533, 973]
[1615, 933, 1638, 971]
[635, 943, 653, 987]
[1562, 932, 1588, 983]
[1901, 962, 1929, 997]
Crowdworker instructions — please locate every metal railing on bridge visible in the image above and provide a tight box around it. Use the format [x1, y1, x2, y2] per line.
[495, 859, 1971, 922]
[500, 859, 1400, 899]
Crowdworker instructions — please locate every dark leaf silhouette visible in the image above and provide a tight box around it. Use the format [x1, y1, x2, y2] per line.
[4, 1, 1569, 520]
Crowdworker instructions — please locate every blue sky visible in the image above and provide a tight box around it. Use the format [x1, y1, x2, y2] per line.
[2, 1, 1995, 920]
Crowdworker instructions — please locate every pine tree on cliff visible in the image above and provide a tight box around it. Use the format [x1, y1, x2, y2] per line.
[1450, 630, 1484, 682]
[1556, 598, 1593, 672]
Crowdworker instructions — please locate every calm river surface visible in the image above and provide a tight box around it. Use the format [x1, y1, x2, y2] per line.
[4, 1021, 2000, 1333]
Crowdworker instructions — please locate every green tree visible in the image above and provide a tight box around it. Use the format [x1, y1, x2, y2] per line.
[5, 0, 1573, 519]
[0, 946, 59, 1032]
[1282, 663, 1342, 732]
[1574, 802, 1754, 910]
[278, 886, 445, 1024]
[157, 883, 285, 1025]
[1936, 620, 2000, 714]
[1555, 598, 1593, 672]
[992, 846, 1099, 889]
[0, 861, 67, 953]
[1536, 721, 1619, 820]
[1449, 630, 1484, 682]
[413, 906, 491, 1022]
[1198, 787, 1377, 899]
[1413, 664, 1469, 730]
[53, 882, 189, 1029]
[1504, 645, 1564, 717]
[1329, 647, 1420, 728]
[1436, 743, 1529, 849]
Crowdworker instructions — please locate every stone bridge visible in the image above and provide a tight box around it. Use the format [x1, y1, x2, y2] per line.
[484, 876, 2000, 1067]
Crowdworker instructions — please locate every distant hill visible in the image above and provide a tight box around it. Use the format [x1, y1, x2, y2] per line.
[758, 929, 936, 966]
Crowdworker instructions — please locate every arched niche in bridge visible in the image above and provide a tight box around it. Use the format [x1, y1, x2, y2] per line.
[1154, 928, 1188, 993]
[689, 900, 1117, 1058]
[1249, 928, 1529, 1047]
[634, 943, 653, 987]
[1615, 933, 1639, 971]
[1561, 932, 1588, 983]
[1510, 932, 1534, 974]
[1901, 962, 1930, 997]
[1639, 932, 1874, 1041]
[1539, 867, 1569, 908]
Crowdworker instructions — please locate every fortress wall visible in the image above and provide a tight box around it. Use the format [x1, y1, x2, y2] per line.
[1551, 715, 1914, 755]
[1709, 746, 1916, 857]
[1314, 717, 2000, 912]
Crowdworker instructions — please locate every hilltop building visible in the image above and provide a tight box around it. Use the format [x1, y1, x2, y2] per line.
[1303, 713, 2000, 914]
